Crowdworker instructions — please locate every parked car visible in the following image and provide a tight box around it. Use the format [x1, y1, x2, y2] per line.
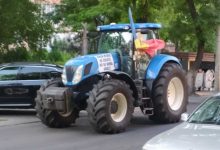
[143, 94, 220, 150]
[0, 62, 62, 108]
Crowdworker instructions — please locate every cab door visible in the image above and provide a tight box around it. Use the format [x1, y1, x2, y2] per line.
[0, 66, 20, 106]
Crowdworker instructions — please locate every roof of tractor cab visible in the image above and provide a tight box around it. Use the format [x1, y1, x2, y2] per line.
[97, 23, 162, 31]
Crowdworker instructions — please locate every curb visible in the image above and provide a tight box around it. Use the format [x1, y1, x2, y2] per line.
[188, 91, 216, 103]
[194, 91, 216, 96]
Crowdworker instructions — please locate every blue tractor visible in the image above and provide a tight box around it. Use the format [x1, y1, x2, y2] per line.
[35, 22, 188, 134]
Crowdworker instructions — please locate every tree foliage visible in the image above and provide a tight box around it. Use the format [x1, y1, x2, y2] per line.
[57, 0, 220, 53]
[164, 0, 219, 71]
[167, 0, 220, 53]
[0, 0, 220, 68]
[57, 0, 170, 31]
[0, 0, 53, 51]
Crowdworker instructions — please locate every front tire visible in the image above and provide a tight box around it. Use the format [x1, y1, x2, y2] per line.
[87, 79, 134, 134]
[150, 63, 188, 123]
[35, 79, 79, 128]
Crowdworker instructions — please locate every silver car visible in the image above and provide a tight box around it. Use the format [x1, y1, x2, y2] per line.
[143, 94, 220, 150]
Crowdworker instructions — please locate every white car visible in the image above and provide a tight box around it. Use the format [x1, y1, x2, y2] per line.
[143, 94, 220, 150]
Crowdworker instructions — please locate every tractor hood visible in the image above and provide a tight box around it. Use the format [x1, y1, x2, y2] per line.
[62, 52, 120, 86]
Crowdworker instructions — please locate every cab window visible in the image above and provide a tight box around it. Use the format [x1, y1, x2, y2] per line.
[0, 67, 19, 80]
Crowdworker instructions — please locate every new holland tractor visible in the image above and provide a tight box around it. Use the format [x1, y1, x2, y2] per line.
[35, 22, 188, 134]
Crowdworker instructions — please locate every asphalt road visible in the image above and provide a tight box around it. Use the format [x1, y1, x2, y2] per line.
[0, 95, 207, 150]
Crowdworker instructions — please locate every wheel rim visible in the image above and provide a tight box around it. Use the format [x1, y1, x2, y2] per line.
[167, 77, 184, 111]
[110, 93, 127, 122]
[57, 93, 73, 117]
[58, 103, 73, 117]
[58, 110, 73, 117]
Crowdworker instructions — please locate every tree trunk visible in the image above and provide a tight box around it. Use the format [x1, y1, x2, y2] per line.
[186, 0, 206, 93]
[192, 41, 205, 71]
[81, 23, 88, 55]
[187, 41, 205, 93]
[175, 41, 180, 52]
[215, 26, 220, 91]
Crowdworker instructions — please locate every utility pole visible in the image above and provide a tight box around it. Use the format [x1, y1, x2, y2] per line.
[215, 26, 220, 91]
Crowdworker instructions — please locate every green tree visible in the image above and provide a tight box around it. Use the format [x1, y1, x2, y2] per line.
[168, 1, 220, 65]
[166, 0, 220, 92]
[57, 0, 220, 60]
[56, 0, 99, 31]
[0, 0, 53, 52]
[56, 0, 170, 54]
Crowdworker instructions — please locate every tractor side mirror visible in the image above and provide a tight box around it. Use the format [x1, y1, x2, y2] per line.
[138, 29, 157, 40]
[181, 113, 189, 122]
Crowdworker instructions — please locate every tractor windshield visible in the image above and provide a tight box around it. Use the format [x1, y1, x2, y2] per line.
[98, 31, 132, 54]
[98, 31, 133, 75]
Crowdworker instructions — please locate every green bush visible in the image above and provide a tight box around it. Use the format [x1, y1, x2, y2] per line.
[30, 49, 49, 62]
[54, 51, 75, 65]
[48, 49, 63, 63]
[0, 48, 76, 65]
[0, 48, 30, 63]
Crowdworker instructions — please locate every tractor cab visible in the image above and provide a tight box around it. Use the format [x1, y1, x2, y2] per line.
[97, 23, 162, 78]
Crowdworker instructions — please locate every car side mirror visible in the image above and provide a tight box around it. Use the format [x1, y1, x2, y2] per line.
[181, 113, 189, 122]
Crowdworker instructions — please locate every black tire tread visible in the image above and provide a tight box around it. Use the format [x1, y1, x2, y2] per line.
[150, 63, 188, 123]
[87, 79, 134, 134]
[35, 79, 79, 128]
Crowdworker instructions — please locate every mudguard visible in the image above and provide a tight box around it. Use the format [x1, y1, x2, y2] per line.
[102, 71, 138, 100]
[145, 54, 181, 79]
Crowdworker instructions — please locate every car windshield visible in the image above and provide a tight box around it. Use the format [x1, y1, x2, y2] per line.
[188, 96, 220, 125]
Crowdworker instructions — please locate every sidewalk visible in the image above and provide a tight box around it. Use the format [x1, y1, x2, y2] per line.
[195, 91, 217, 96]
[189, 91, 216, 103]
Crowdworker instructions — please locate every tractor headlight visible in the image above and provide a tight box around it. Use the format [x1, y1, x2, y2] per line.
[61, 67, 67, 84]
[124, 25, 129, 30]
[72, 65, 83, 84]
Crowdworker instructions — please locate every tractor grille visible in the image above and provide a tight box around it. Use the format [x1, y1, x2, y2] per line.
[65, 66, 77, 82]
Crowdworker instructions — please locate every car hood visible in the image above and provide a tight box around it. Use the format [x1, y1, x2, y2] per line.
[143, 122, 220, 150]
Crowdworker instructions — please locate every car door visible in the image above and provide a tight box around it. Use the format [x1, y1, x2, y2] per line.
[17, 66, 48, 106]
[0, 66, 20, 106]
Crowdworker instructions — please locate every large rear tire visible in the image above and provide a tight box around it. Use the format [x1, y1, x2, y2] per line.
[87, 79, 134, 134]
[150, 63, 188, 123]
[35, 79, 79, 128]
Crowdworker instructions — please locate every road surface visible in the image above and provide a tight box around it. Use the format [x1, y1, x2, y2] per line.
[0, 95, 207, 150]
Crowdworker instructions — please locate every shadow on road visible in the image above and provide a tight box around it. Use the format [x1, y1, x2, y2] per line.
[131, 116, 155, 125]
[0, 109, 36, 116]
